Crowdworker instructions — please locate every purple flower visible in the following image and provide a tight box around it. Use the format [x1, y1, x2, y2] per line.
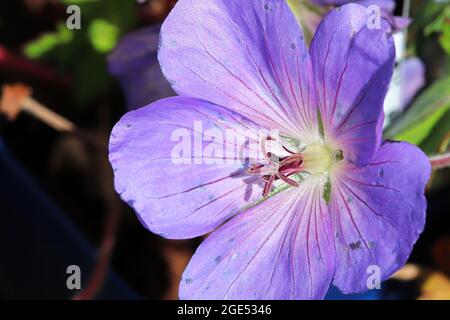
[384, 57, 426, 126]
[108, 25, 174, 110]
[397, 57, 426, 110]
[109, 1, 430, 299]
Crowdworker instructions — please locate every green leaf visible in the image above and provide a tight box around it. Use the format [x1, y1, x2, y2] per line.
[88, 18, 119, 53]
[424, 6, 450, 36]
[439, 21, 450, 56]
[24, 23, 74, 59]
[415, 1, 449, 31]
[384, 76, 450, 145]
[424, 5, 450, 55]
[22, 0, 137, 106]
[420, 108, 450, 154]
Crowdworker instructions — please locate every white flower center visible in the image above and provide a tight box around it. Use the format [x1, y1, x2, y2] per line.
[302, 142, 336, 176]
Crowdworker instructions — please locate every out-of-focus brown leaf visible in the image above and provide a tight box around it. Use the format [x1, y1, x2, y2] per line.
[162, 240, 193, 300]
[419, 272, 450, 300]
[432, 236, 450, 275]
[0, 84, 32, 120]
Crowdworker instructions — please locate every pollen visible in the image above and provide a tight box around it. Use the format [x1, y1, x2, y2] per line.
[303, 142, 343, 176]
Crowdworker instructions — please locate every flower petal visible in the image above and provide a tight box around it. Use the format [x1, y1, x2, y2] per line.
[358, 1, 409, 32]
[311, 0, 395, 12]
[158, 0, 318, 141]
[310, 4, 395, 166]
[384, 57, 425, 126]
[331, 141, 430, 293]
[109, 97, 266, 239]
[355, 0, 395, 12]
[179, 177, 335, 300]
[399, 57, 425, 110]
[108, 26, 174, 110]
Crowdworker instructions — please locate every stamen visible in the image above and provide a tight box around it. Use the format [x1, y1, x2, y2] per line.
[262, 174, 276, 198]
[276, 171, 299, 187]
[252, 136, 305, 197]
[282, 145, 296, 155]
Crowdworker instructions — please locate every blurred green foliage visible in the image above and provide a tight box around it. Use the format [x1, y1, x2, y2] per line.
[385, 0, 450, 155]
[23, 0, 137, 106]
[384, 76, 450, 145]
[24, 23, 73, 59]
[425, 5, 450, 55]
[88, 18, 120, 53]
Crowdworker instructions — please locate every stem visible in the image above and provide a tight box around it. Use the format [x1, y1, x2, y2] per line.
[1, 84, 75, 132]
[402, 0, 411, 18]
[72, 203, 121, 300]
[22, 96, 75, 132]
[430, 153, 450, 170]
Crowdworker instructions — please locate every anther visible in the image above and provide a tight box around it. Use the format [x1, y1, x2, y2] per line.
[252, 136, 305, 198]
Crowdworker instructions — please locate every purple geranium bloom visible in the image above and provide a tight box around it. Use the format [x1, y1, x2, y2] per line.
[108, 25, 174, 110]
[109, 1, 430, 299]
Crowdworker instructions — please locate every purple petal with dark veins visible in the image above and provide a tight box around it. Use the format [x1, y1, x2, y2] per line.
[180, 179, 335, 300]
[331, 141, 430, 293]
[109, 97, 266, 239]
[310, 3, 395, 166]
[158, 0, 319, 141]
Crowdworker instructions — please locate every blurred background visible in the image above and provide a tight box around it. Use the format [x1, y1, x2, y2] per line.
[0, 0, 449, 300]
